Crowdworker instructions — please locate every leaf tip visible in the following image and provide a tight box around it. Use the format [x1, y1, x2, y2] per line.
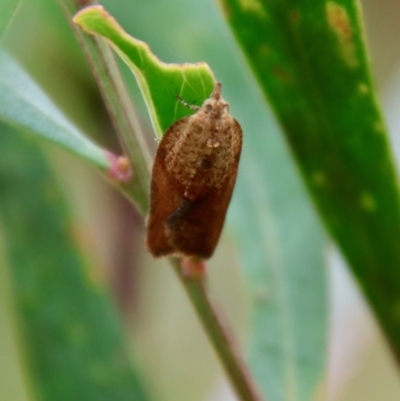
[72, 5, 104, 26]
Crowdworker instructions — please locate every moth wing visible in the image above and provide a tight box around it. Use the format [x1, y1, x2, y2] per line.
[166, 119, 243, 258]
[145, 117, 190, 257]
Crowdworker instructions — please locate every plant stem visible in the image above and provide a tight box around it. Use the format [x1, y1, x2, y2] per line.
[58, 2, 264, 400]
[58, 0, 151, 215]
[172, 259, 264, 401]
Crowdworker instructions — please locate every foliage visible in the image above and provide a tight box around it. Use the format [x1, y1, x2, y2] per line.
[0, 1, 398, 401]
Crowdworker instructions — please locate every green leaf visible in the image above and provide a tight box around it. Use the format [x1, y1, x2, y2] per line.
[0, 51, 111, 171]
[0, 123, 150, 401]
[73, 5, 216, 136]
[230, 104, 327, 401]
[0, 0, 21, 42]
[0, 254, 31, 401]
[221, 0, 400, 362]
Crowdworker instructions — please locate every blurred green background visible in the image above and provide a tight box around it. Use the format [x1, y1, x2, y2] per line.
[1, 0, 400, 400]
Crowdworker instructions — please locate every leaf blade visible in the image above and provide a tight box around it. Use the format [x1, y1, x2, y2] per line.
[230, 117, 327, 401]
[0, 124, 150, 401]
[222, 0, 400, 376]
[73, 5, 216, 136]
[0, 0, 21, 42]
[0, 51, 111, 171]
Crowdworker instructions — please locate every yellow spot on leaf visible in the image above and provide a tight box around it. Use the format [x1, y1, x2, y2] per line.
[374, 121, 384, 133]
[312, 171, 326, 186]
[326, 2, 358, 68]
[237, 0, 267, 18]
[360, 192, 376, 212]
[358, 82, 369, 94]
[258, 44, 271, 58]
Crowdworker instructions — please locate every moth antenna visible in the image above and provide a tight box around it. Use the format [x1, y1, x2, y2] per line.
[211, 82, 222, 100]
[176, 94, 201, 111]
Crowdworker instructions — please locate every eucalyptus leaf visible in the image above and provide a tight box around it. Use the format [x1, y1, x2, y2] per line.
[221, 0, 400, 363]
[0, 123, 150, 401]
[73, 5, 215, 137]
[0, 0, 21, 42]
[230, 114, 327, 401]
[0, 51, 110, 171]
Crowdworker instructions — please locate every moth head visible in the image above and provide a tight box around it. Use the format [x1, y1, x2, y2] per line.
[202, 82, 229, 116]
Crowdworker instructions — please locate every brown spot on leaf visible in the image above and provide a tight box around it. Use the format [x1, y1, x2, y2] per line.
[326, 2, 358, 67]
[272, 66, 294, 82]
[289, 9, 300, 24]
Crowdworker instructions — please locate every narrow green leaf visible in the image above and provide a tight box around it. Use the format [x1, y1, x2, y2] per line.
[0, 51, 111, 171]
[0, 0, 21, 42]
[73, 5, 216, 136]
[0, 253, 31, 401]
[221, 0, 400, 362]
[0, 124, 150, 401]
[230, 128, 327, 401]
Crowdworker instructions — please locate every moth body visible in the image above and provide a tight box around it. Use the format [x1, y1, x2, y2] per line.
[146, 82, 242, 259]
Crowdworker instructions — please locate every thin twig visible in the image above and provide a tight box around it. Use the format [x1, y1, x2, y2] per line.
[58, 0, 151, 215]
[58, 2, 264, 400]
[172, 259, 264, 401]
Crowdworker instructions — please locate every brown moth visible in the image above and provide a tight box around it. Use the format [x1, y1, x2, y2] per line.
[146, 82, 242, 259]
